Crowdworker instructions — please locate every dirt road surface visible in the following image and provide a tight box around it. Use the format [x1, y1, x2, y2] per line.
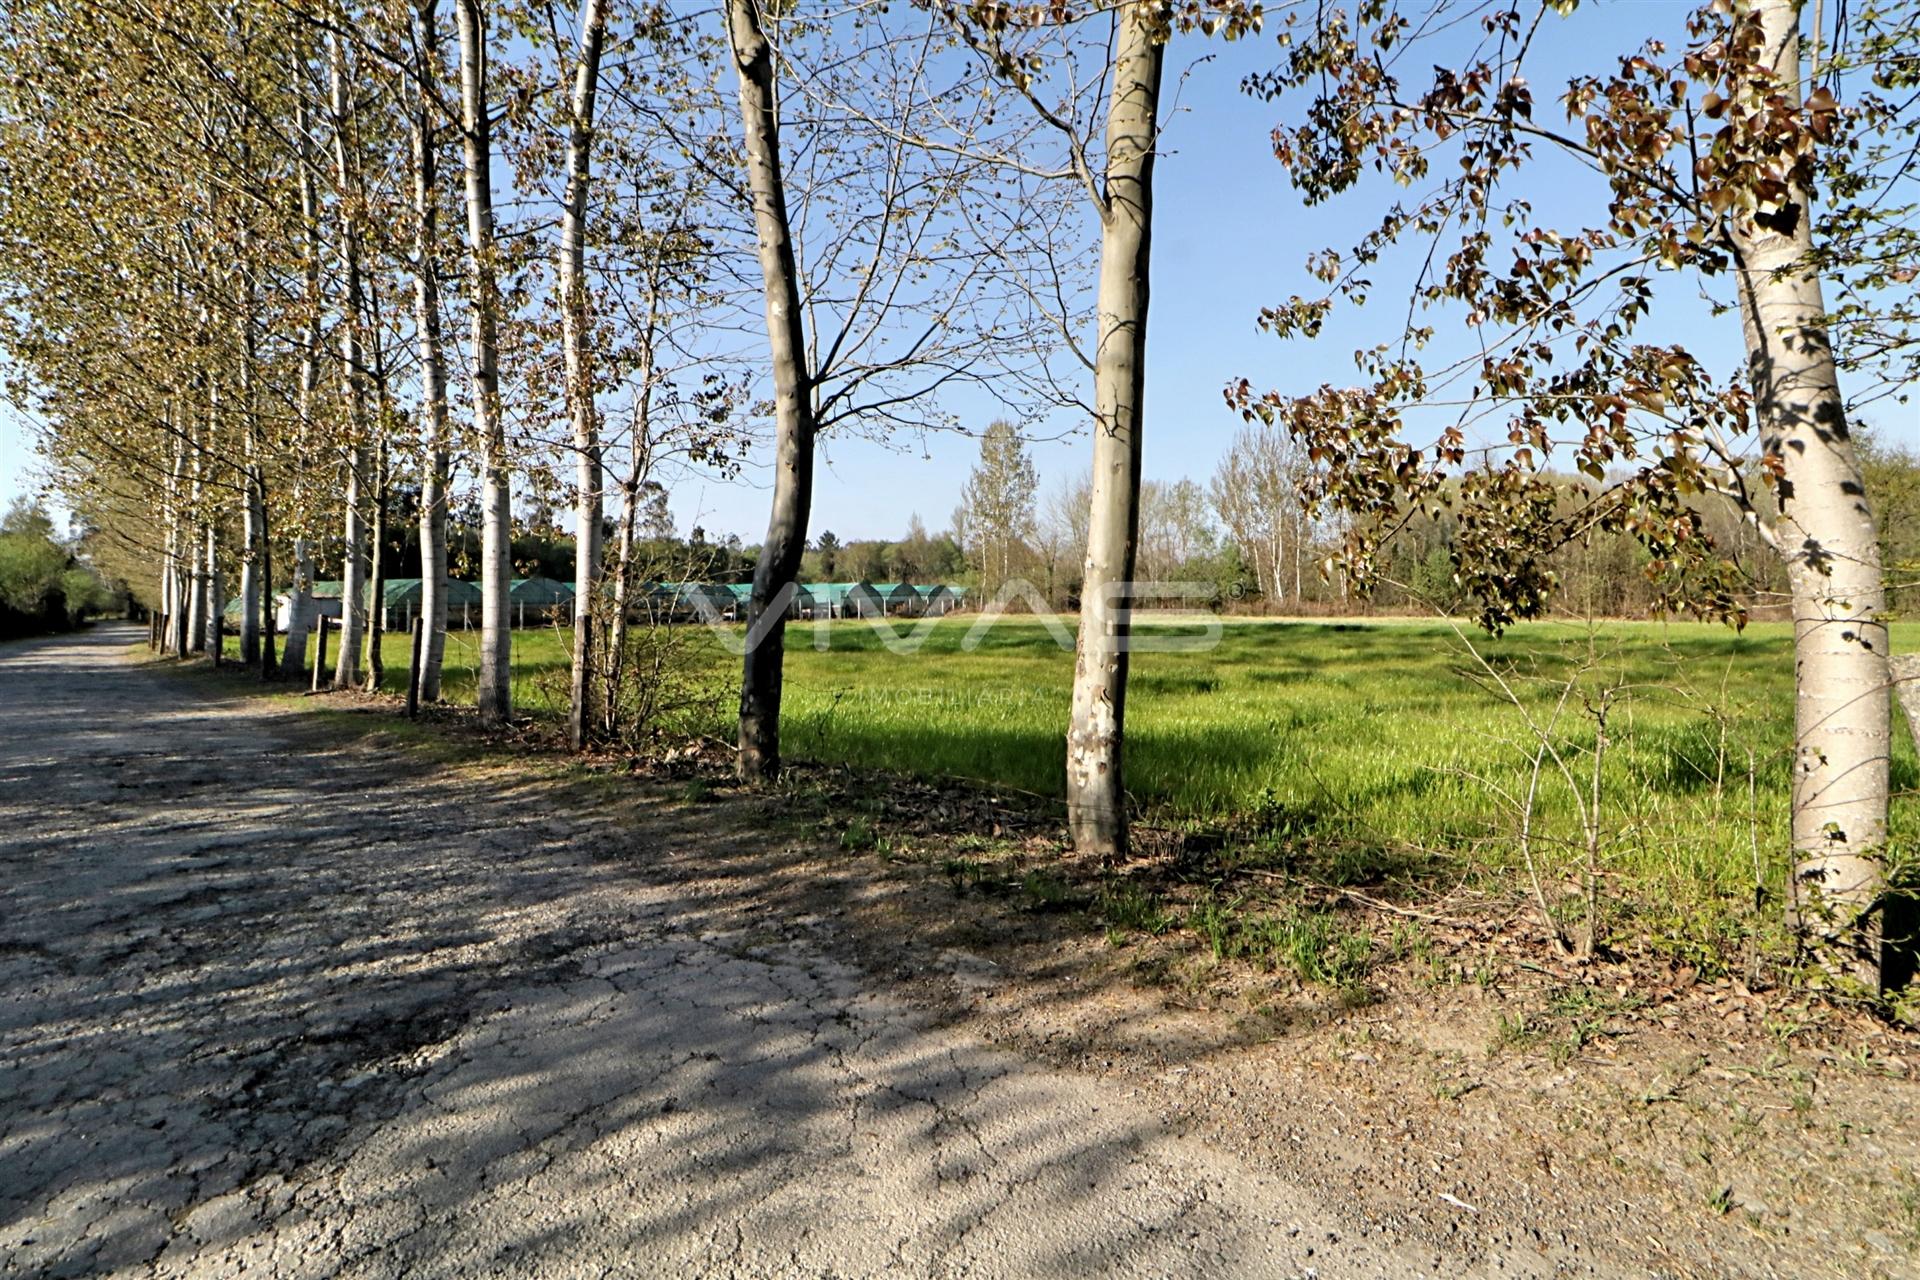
[0, 627, 1593, 1278]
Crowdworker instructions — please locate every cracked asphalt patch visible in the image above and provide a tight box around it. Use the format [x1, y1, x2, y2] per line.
[2, 628, 1555, 1278]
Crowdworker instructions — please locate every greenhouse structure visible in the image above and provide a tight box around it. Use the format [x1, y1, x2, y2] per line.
[508, 577, 576, 627]
[227, 575, 969, 636]
[807, 582, 886, 619]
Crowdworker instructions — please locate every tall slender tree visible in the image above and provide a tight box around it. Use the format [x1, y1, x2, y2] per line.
[725, 0, 812, 779]
[282, 73, 325, 679]
[932, 0, 1249, 856]
[559, 0, 614, 750]
[724, 0, 1082, 780]
[1064, 4, 1164, 859]
[956, 421, 1039, 596]
[405, 0, 457, 700]
[329, 28, 374, 688]
[456, 0, 514, 722]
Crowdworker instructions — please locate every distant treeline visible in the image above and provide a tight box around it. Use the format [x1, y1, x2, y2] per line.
[323, 487, 968, 596]
[1351, 433, 1920, 620]
[308, 432, 1920, 623]
[0, 500, 117, 639]
[953, 430, 1920, 621]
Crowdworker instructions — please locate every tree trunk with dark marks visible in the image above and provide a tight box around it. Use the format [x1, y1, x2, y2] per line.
[164, 420, 188, 655]
[329, 31, 371, 690]
[561, 0, 612, 750]
[727, 0, 815, 782]
[280, 85, 324, 679]
[412, 0, 453, 703]
[365, 437, 388, 693]
[185, 410, 207, 655]
[1065, 8, 1164, 860]
[204, 522, 222, 664]
[1731, 0, 1893, 991]
[457, 0, 513, 724]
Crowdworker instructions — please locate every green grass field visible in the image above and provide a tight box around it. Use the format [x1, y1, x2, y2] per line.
[267, 615, 1920, 965]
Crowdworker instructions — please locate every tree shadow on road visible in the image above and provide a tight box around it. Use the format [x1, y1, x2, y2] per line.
[1, 631, 1345, 1277]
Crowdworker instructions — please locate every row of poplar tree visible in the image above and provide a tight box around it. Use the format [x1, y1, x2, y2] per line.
[1, 0, 1916, 988]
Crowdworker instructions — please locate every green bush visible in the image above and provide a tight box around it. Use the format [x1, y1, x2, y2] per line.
[0, 499, 109, 639]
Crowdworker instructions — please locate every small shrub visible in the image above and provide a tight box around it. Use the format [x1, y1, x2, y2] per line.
[1186, 895, 1374, 989]
[1097, 882, 1173, 937]
[941, 856, 986, 888]
[1491, 1011, 1549, 1055]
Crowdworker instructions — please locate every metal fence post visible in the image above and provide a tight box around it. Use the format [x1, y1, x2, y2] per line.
[406, 617, 424, 718]
[311, 615, 330, 692]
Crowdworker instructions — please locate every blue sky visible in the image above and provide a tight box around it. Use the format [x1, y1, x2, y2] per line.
[610, 1, 1918, 543]
[4, 1, 1914, 540]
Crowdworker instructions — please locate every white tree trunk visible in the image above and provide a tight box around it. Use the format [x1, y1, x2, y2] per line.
[329, 32, 372, 688]
[236, 308, 261, 667]
[281, 532, 315, 671]
[239, 467, 262, 664]
[1066, 8, 1163, 859]
[1293, 514, 1303, 602]
[335, 459, 369, 687]
[1732, 0, 1893, 989]
[412, 0, 453, 703]
[361, 266, 398, 694]
[279, 87, 324, 677]
[203, 522, 222, 660]
[728, 0, 815, 781]
[163, 419, 187, 654]
[240, 310, 271, 675]
[236, 198, 271, 675]
[604, 471, 639, 728]
[561, 0, 612, 749]
[364, 433, 389, 692]
[185, 410, 207, 654]
[457, 0, 513, 722]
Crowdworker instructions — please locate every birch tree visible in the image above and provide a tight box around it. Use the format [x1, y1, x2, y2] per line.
[1228, 0, 1918, 987]
[1728, 0, 1886, 986]
[1211, 423, 1311, 605]
[557, 0, 614, 750]
[456, 0, 514, 722]
[408, 0, 457, 700]
[933, 0, 1255, 856]
[329, 28, 376, 688]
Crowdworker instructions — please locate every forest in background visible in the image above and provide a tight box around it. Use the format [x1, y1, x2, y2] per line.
[0, 499, 116, 638]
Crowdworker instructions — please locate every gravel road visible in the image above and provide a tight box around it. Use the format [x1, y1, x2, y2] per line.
[0, 627, 1566, 1278]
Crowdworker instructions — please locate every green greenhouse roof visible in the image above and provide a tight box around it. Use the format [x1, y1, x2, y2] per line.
[508, 577, 575, 605]
[301, 579, 481, 606]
